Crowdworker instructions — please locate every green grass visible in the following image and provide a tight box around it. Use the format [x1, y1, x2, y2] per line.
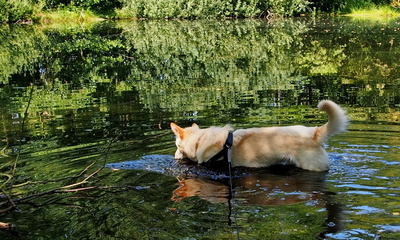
[346, 5, 400, 18]
[37, 8, 104, 23]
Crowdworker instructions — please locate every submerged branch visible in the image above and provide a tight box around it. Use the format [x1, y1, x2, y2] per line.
[0, 128, 124, 214]
[0, 189, 19, 214]
[0, 144, 8, 157]
[0, 184, 150, 211]
[11, 84, 34, 179]
[0, 85, 35, 191]
[0, 81, 138, 216]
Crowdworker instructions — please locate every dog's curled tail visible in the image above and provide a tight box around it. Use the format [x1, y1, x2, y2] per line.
[316, 100, 348, 143]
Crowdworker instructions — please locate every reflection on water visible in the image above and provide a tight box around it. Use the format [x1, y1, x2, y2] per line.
[108, 155, 346, 236]
[0, 17, 400, 239]
[173, 168, 346, 236]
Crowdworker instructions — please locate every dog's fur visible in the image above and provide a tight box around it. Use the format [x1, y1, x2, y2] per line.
[170, 100, 348, 171]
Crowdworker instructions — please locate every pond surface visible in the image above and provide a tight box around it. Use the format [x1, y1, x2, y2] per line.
[0, 17, 399, 239]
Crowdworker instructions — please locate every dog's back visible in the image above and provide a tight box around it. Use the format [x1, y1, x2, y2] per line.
[231, 100, 348, 171]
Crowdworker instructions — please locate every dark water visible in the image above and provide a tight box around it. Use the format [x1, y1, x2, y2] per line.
[0, 17, 399, 239]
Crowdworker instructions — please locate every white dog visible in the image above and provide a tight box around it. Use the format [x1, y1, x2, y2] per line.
[171, 100, 348, 171]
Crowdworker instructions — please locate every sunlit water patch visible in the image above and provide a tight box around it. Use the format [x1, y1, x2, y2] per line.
[323, 130, 400, 239]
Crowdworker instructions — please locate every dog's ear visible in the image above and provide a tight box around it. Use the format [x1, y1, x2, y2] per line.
[191, 123, 199, 128]
[170, 123, 184, 139]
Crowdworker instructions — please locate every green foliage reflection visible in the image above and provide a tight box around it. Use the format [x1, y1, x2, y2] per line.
[0, 19, 399, 146]
[0, 25, 45, 83]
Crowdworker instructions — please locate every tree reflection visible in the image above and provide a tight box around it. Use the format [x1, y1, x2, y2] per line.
[1, 18, 398, 150]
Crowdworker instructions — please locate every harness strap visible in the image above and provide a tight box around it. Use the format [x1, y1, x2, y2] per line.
[205, 132, 237, 230]
[225, 132, 238, 234]
[209, 132, 233, 162]
[225, 132, 233, 163]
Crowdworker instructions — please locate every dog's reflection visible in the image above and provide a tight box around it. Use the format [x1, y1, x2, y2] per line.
[172, 165, 343, 235]
[172, 166, 327, 204]
[173, 177, 230, 203]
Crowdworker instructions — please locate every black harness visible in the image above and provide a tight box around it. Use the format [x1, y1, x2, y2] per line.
[202, 132, 233, 170]
[210, 132, 233, 161]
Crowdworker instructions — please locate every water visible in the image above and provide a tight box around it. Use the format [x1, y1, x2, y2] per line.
[0, 17, 399, 239]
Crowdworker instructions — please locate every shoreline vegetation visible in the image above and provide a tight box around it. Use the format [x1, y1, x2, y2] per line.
[1, 0, 399, 24]
[37, 9, 105, 24]
[345, 5, 400, 18]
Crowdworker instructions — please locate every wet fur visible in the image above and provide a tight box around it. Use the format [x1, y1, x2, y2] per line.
[171, 100, 348, 171]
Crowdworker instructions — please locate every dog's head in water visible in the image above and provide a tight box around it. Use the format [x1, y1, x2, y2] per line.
[170, 123, 233, 164]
